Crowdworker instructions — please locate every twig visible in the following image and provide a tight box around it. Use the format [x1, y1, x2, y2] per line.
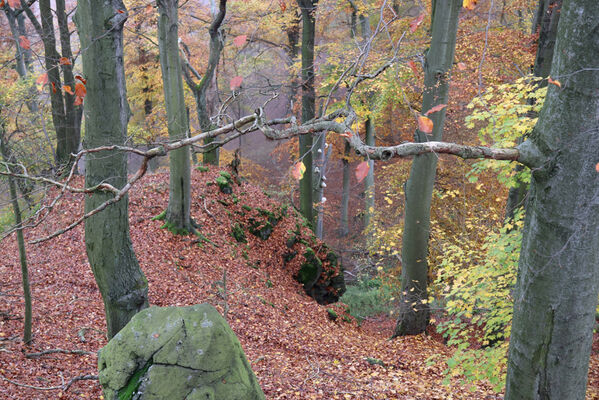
[63, 374, 98, 391]
[203, 198, 216, 220]
[0, 372, 98, 392]
[25, 348, 94, 359]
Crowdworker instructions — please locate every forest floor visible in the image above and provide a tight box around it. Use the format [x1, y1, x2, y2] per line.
[1, 167, 598, 399]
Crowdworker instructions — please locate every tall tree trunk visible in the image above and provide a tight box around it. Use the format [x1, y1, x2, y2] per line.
[394, 0, 461, 337]
[505, 0, 561, 222]
[340, 141, 351, 236]
[181, 0, 227, 166]
[74, 0, 148, 339]
[505, 0, 599, 397]
[158, 0, 193, 233]
[56, 0, 80, 158]
[35, 0, 80, 170]
[297, 0, 318, 225]
[364, 116, 375, 232]
[0, 121, 32, 344]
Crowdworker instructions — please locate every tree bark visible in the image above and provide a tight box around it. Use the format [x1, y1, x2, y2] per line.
[505, 0, 562, 222]
[74, 0, 148, 339]
[340, 141, 351, 237]
[505, 0, 599, 398]
[297, 0, 318, 225]
[158, 0, 193, 233]
[394, 0, 461, 336]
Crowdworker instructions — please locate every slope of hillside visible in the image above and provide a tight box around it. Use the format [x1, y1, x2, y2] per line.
[0, 167, 597, 399]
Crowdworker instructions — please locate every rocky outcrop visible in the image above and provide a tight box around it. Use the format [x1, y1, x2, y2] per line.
[98, 304, 265, 400]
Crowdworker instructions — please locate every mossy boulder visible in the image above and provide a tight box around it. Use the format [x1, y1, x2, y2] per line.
[98, 304, 265, 400]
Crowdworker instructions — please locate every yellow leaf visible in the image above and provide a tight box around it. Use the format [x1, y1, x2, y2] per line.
[291, 161, 306, 180]
[463, 0, 477, 10]
[417, 115, 434, 134]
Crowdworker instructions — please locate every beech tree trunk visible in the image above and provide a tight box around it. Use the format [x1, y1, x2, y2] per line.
[297, 0, 318, 225]
[158, 0, 193, 233]
[364, 116, 375, 232]
[505, 0, 561, 222]
[38, 0, 79, 170]
[394, 0, 461, 336]
[505, 0, 599, 397]
[74, 0, 148, 339]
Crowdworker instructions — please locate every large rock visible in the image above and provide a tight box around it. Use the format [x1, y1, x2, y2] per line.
[98, 304, 265, 400]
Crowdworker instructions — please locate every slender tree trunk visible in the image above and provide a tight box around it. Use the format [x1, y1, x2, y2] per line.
[505, 0, 561, 222]
[505, 0, 599, 397]
[394, 0, 461, 337]
[364, 116, 375, 232]
[340, 141, 350, 236]
[180, 0, 226, 166]
[297, 0, 318, 225]
[74, 0, 148, 339]
[55, 0, 80, 158]
[158, 0, 193, 233]
[0, 123, 32, 344]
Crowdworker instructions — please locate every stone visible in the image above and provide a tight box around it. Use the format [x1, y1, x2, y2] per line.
[98, 304, 265, 400]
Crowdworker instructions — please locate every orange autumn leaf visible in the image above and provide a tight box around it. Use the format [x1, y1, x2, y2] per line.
[117, 9, 124, 13]
[59, 57, 72, 65]
[463, 0, 477, 10]
[595, 163, 599, 173]
[230, 76, 243, 91]
[417, 115, 433, 134]
[63, 85, 74, 95]
[278, 0, 286, 12]
[340, 131, 353, 139]
[51, 82, 57, 93]
[75, 75, 87, 84]
[407, 60, 419, 75]
[18, 35, 30, 50]
[0, 0, 5, 8]
[457, 62, 467, 71]
[145, 4, 153, 13]
[425, 104, 447, 116]
[74, 96, 84, 106]
[291, 161, 306, 180]
[7, 0, 20, 8]
[36, 73, 48, 86]
[355, 161, 370, 183]
[548, 77, 561, 88]
[75, 82, 87, 97]
[233, 35, 247, 48]
[409, 13, 424, 33]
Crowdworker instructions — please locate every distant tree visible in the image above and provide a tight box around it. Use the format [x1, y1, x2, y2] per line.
[394, 0, 461, 336]
[158, 0, 194, 234]
[296, 0, 318, 225]
[74, 0, 148, 338]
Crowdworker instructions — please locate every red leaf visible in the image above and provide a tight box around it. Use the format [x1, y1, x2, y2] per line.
[117, 9, 124, 13]
[7, 0, 20, 8]
[18, 35, 30, 50]
[74, 96, 84, 106]
[340, 131, 353, 139]
[417, 115, 433, 134]
[424, 104, 447, 116]
[407, 60, 418, 75]
[146, 4, 153, 13]
[36, 73, 48, 86]
[0, 0, 5, 8]
[51, 82, 57, 93]
[548, 76, 561, 88]
[278, 0, 286, 12]
[233, 35, 247, 48]
[230, 76, 243, 91]
[75, 75, 87, 84]
[355, 161, 370, 183]
[59, 57, 72, 65]
[75, 82, 87, 98]
[409, 13, 424, 33]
